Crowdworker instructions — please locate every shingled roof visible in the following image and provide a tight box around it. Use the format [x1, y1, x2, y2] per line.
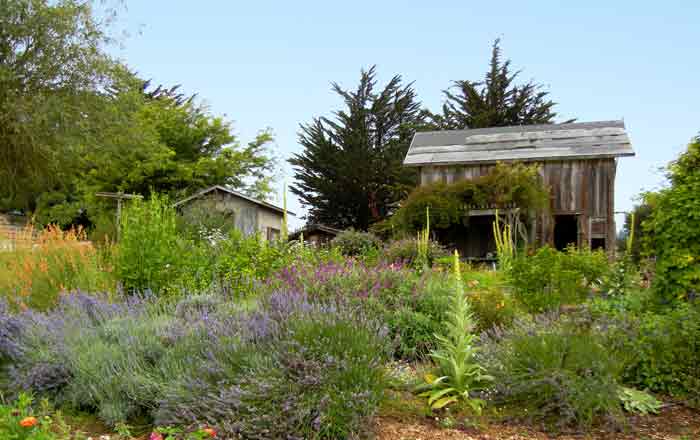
[404, 120, 634, 166]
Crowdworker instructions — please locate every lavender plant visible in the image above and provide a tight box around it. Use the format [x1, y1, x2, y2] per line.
[478, 313, 624, 429]
[1, 289, 390, 439]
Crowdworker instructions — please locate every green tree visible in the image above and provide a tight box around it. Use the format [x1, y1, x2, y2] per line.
[643, 135, 700, 301]
[428, 39, 568, 130]
[290, 66, 422, 230]
[33, 75, 276, 229]
[0, 0, 120, 210]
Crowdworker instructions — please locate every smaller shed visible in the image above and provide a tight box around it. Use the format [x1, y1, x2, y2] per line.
[289, 224, 342, 245]
[173, 185, 293, 241]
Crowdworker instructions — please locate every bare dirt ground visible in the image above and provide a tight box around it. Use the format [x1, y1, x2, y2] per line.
[374, 404, 700, 440]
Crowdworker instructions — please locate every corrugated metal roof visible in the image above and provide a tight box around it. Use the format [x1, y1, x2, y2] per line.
[404, 120, 635, 166]
[173, 185, 295, 216]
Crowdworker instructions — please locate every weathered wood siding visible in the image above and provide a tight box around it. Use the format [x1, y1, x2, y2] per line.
[419, 158, 617, 252]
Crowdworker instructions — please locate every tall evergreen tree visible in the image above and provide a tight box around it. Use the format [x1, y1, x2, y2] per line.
[428, 39, 568, 130]
[290, 67, 422, 230]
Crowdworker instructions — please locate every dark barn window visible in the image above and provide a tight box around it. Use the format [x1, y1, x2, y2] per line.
[591, 237, 606, 250]
[554, 215, 578, 250]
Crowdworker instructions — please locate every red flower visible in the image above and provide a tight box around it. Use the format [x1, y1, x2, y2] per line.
[19, 416, 38, 428]
[202, 427, 216, 437]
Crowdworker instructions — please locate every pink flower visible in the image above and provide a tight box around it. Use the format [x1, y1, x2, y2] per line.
[149, 432, 164, 440]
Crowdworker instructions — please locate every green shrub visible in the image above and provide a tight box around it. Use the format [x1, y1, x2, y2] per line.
[596, 302, 700, 400]
[115, 194, 183, 294]
[381, 237, 448, 267]
[211, 230, 291, 296]
[617, 387, 662, 415]
[331, 229, 381, 256]
[479, 315, 623, 429]
[379, 272, 451, 359]
[509, 246, 609, 312]
[642, 136, 700, 302]
[468, 287, 519, 332]
[267, 259, 453, 360]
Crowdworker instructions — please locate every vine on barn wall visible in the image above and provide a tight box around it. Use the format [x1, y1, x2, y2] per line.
[386, 162, 550, 234]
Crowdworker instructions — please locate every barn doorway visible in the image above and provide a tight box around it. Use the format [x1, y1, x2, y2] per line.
[554, 215, 578, 250]
[435, 215, 497, 262]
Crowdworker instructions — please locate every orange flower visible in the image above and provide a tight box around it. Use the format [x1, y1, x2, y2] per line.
[20, 416, 38, 428]
[202, 427, 217, 437]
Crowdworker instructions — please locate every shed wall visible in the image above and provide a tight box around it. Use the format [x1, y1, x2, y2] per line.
[180, 190, 284, 239]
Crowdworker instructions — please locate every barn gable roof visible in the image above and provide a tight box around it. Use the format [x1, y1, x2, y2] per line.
[404, 120, 635, 167]
[173, 185, 294, 216]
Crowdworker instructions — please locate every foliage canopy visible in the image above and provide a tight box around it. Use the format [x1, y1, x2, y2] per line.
[0, 0, 119, 209]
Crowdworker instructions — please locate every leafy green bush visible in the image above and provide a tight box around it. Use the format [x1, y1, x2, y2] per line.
[595, 302, 700, 400]
[378, 272, 451, 359]
[331, 229, 381, 256]
[115, 194, 183, 294]
[381, 237, 448, 267]
[267, 259, 453, 360]
[643, 136, 700, 302]
[210, 230, 291, 296]
[479, 315, 623, 429]
[509, 246, 609, 312]
[468, 287, 520, 332]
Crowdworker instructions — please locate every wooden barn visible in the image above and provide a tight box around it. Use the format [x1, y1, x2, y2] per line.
[403, 120, 635, 258]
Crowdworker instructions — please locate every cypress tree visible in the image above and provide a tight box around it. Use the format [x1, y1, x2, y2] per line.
[429, 39, 568, 130]
[290, 66, 423, 230]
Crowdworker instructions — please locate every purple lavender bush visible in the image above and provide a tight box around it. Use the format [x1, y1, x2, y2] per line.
[266, 260, 453, 360]
[1, 289, 390, 439]
[156, 290, 390, 439]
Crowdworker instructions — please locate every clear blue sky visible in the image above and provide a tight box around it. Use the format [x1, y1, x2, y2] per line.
[111, 1, 700, 230]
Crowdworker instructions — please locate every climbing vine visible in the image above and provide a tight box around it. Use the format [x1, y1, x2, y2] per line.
[389, 162, 550, 233]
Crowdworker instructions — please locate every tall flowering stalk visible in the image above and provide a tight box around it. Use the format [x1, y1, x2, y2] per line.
[626, 212, 635, 255]
[418, 250, 493, 412]
[416, 206, 430, 271]
[492, 210, 514, 272]
[282, 181, 289, 242]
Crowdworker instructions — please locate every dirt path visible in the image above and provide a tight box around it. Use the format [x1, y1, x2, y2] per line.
[374, 405, 700, 440]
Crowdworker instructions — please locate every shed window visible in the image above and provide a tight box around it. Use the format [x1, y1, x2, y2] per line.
[266, 227, 280, 241]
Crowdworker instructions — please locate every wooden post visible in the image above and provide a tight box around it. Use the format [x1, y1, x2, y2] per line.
[95, 192, 143, 242]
